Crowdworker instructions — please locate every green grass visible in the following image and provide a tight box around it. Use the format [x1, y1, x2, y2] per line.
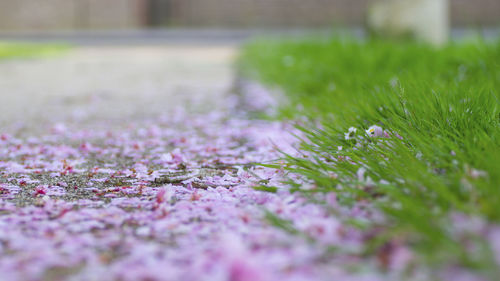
[239, 37, 500, 278]
[0, 42, 69, 59]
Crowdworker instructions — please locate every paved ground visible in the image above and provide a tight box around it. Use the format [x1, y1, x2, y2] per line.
[0, 29, 333, 46]
[0, 28, 496, 46]
[0, 45, 368, 281]
[0, 45, 236, 131]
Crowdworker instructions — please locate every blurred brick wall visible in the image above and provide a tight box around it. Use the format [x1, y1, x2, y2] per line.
[451, 0, 500, 26]
[0, 0, 498, 31]
[0, 0, 77, 30]
[166, 0, 372, 27]
[165, 0, 500, 27]
[0, 0, 147, 31]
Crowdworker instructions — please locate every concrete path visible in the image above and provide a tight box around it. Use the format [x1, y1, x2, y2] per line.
[0, 45, 236, 130]
[0, 45, 352, 281]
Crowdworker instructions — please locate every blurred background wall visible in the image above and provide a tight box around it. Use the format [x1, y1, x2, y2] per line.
[0, 0, 498, 31]
[0, 0, 147, 31]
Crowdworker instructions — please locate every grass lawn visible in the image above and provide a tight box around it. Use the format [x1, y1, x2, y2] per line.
[0, 42, 68, 59]
[239, 37, 500, 278]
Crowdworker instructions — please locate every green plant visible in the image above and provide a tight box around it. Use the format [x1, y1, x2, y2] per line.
[239, 37, 500, 278]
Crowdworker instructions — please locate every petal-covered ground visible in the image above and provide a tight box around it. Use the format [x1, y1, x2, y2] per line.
[0, 100, 387, 281]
